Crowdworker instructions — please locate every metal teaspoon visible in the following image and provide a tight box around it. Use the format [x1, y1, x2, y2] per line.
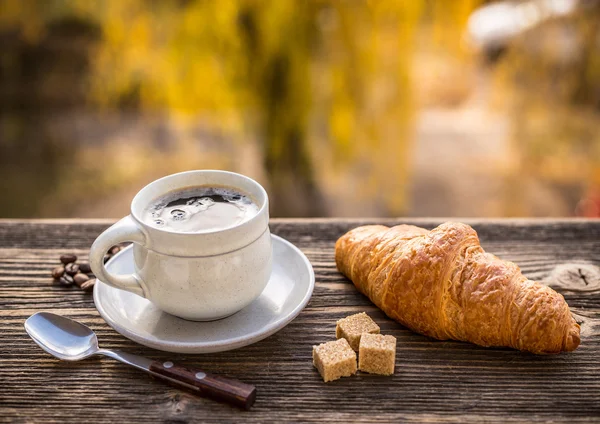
[24, 312, 256, 409]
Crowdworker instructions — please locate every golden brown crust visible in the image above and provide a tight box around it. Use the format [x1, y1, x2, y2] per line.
[335, 222, 580, 354]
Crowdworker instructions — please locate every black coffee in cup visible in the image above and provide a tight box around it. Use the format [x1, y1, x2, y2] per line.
[143, 186, 259, 233]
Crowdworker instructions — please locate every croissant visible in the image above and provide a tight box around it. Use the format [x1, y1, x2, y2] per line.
[335, 222, 580, 354]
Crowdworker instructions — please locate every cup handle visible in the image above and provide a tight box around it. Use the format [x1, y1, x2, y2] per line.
[89, 215, 147, 297]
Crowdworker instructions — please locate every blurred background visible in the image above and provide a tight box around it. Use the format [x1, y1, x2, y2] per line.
[1, 0, 599, 219]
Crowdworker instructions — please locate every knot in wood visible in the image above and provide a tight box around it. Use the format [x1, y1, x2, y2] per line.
[546, 263, 600, 292]
[160, 392, 191, 422]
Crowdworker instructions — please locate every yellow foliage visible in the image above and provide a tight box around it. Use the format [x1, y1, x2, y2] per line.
[0, 0, 485, 217]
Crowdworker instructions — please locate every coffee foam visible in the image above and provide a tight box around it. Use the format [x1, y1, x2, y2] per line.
[144, 186, 259, 233]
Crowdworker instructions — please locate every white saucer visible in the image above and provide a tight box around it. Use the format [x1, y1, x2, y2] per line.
[93, 234, 314, 353]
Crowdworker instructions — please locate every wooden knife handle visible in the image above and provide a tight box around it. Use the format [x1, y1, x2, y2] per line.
[149, 360, 256, 410]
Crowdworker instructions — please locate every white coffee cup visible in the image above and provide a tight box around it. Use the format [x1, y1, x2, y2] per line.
[89, 170, 272, 321]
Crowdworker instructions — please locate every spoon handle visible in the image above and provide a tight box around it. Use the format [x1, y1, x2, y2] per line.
[149, 360, 256, 410]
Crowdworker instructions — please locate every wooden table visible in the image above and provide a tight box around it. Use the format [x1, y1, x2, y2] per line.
[1, 219, 600, 423]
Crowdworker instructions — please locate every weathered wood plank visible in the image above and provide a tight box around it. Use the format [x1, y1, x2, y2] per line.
[1, 219, 600, 423]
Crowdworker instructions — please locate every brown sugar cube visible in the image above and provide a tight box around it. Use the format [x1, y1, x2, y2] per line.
[336, 312, 380, 351]
[358, 333, 396, 376]
[313, 338, 357, 382]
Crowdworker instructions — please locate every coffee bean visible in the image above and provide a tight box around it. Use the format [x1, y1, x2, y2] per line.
[109, 246, 122, 255]
[60, 254, 77, 265]
[87, 273, 96, 279]
[65, 263, 79, 276]
[73, 273, 90, 286]
[103, 255, 111, 264]
[81, 278, 96, 292]
[59, 274, 74, 286]
[78, 263, 92, 274]
[51, 266, 65, 279]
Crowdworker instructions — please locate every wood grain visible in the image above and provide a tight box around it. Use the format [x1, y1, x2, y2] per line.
[1, 219, 600, 423]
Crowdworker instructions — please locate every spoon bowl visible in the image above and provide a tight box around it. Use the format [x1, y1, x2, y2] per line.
[25, 312, 99, 361]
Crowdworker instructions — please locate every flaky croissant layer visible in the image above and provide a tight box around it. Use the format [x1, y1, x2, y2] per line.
[335, 222, 580, 354]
